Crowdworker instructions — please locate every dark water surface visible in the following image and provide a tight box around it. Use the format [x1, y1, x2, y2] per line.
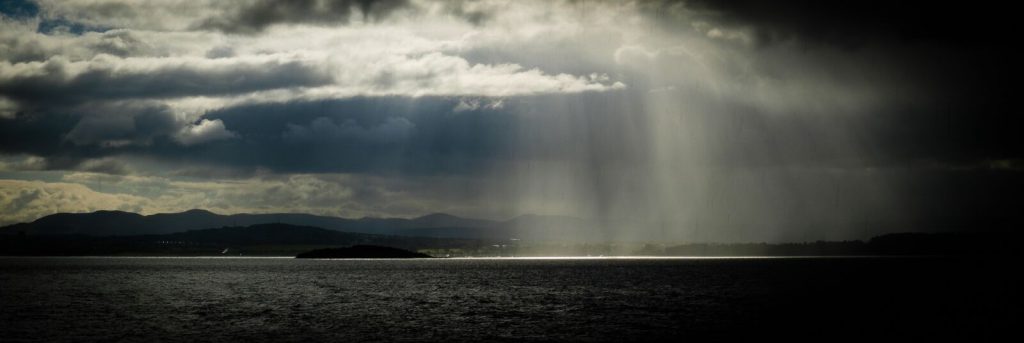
[1, 257, 1017, 342]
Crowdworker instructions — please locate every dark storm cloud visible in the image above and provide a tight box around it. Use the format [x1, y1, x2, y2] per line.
[0, 94, 641, 175]
[0, 0, 38, 19]
[0, 58, 332, 106]
[192, 93, 655, 175]
[0, 108, 80, 157]
[3, 89, 1004, 178]
[675, 0, 1011, 47]
[678, 96, 1021, 170]
[657, 0, 1022, 167]
[63, 103, 180, 146]
[36, 18, 111, 35]
[0, 102, 180, 169]
[197, 0, 412, 33]
[196, 97, 517, 174]
[1, 97, 501, 175]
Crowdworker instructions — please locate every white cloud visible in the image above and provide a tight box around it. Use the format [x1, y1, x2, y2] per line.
[453, 98, 505, 112]
[2, 2, 626, 118]
[175, 119, 238, 146]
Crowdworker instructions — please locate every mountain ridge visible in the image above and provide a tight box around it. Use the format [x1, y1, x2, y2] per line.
[0, 222, 479, 256]
[0, 209, 594, 241]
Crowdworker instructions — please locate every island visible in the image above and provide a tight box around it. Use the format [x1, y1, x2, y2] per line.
[295, 245, 433, 259]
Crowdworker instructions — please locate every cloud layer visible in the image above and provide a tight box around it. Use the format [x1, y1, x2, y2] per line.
[1, 0, 1020, 241]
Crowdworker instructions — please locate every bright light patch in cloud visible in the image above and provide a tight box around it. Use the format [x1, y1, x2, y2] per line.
[0, 96, 15, 118]
[175, 119, 237, 146]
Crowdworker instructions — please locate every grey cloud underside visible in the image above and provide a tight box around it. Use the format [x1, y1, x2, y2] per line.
[193, 0, 501, 33]
[2, 30, 143, 64]
[0, 60, 331, 105]
[1, 92, 1015, 175]
[197, 0, 412, 33]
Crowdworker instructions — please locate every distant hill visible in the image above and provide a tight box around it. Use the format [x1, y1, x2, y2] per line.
[0, 209, 598, 241]
[153, 223, 392, 246]
[0, 223, 479, 256]
[0, 221, 1016, 257]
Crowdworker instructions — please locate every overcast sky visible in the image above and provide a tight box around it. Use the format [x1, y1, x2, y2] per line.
[1, 0, 1019, 241]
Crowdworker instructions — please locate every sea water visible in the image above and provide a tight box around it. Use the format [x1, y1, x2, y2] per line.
[0, 257, 1016, 341]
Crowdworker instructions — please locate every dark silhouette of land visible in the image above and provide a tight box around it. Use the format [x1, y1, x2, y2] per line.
[0, 210, 1019, 257]
[295, 245, 432, 258]
[0, 209, 591, 240]
[0, 223, 479, 256]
